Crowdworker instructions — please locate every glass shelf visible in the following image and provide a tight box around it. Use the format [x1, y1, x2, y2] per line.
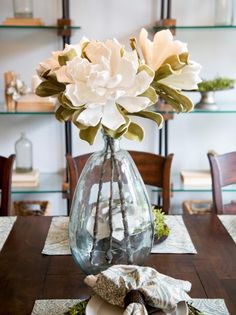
[152, 173, 236, 193]
[153, 25, 236, 31]
[0, 24, 81, 30]
[152, 102, 236, 114]
[12, 173, 66, 194]
[0, 104, 55, 115]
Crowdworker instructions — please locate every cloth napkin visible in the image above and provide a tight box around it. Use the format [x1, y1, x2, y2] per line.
[84, 265, 191, 314]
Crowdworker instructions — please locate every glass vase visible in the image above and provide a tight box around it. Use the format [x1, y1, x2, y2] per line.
[215, 0, 233, 25]
[69, 135, 154, 275]
[15, 132, 33, 173]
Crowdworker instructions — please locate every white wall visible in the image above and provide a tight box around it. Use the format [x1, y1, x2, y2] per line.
[0, 0, 236, 214]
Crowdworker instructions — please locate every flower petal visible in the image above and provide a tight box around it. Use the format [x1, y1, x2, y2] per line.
[101, 101, 126, 130]
[117, 96, 151, 113]
[85, 41, 111, 64]
[77, 106, 102, 126]
[125, 70, 154, 96]
[159, 61, 202, 90]
[65, 84, 84, 107]
[153, 30, 187, 71]
[139, 28, 153, 68]
[55, 65, 72, 83]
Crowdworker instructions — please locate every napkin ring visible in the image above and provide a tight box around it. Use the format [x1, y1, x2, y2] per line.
[124, 290, 145, 307]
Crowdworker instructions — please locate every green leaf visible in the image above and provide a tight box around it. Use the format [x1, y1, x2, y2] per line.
[138, 64, 154, 78]
[58, 93, 82, 109]
[79, 123, 101, 145]
[36, 80, 65, 97]
[124, 122, 144, 142]
[154, 53, 189, 81]
[152, 82, 193, 113]
[129, 110, 164, 128]
[139, 86, 158, 103]
[72, 109, 89, 130]
[58, 48, 77, 66]
[55, 105, 74, 122]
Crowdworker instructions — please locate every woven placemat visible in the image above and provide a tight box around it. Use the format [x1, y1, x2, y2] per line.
[0, 216, 17, 252]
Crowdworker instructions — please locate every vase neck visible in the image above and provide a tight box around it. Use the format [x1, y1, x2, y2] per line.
[103, 135, 121, 153]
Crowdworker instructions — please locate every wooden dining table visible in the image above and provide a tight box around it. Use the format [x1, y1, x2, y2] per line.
[0, 214, 235, 315]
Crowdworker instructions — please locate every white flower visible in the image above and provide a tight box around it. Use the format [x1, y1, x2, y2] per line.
[159, 61, 202, 90]
[37, 40, 87, 79]
[64, 39, 154, 130]
[139, 28, 187, 71]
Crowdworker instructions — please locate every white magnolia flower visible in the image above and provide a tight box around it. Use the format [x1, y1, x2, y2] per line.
[64, 39, 154, 130]
[37, 41, 85, 78]
[159, 61, 202, 90]
[139, 28, 187, 71]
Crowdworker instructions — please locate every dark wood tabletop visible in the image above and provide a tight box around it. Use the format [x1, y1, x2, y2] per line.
[0, 215, 235, 315]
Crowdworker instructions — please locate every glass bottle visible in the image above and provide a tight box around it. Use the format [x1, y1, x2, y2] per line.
[13, 0, 33, 18]
[15, 132, 33, 173]
[69, 135, 154, 275]
[215, 0, 233, 25]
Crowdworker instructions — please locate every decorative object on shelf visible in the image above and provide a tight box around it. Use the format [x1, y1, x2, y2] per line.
[4, 72, 31, 111]
[13, 0, 33, 18]
[13, 200, 49, 216]
[195, 76, 235, 110]
[3, 17, 43, 26]
[155, 0, 176, 35]
[16, 94, 56, 112]
[152, 206, 170, 244]
[3, 0, 43, 26]
[36, 28, 201, 274]
[182, 200, 212, 215]
[12, 169, 39, 187]
[4, 71, 17, 111]
[215, 0, 234, 25]
[180, 170, 211, 187]
[15, 132, 33, 173]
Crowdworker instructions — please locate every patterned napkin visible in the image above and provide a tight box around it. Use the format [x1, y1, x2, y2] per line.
[218, 215, 236, 243]
[0, 216, 16, 252]
[84, 265, 192, 314]
[42, 216, 196, 255]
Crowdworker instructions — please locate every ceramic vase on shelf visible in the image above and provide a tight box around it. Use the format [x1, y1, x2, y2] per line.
[69, 135, 154, 275]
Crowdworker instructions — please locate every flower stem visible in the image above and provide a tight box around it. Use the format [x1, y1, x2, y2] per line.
[108, 137, 133, 264]
[106, 149, 114, 263]
[90, 145, 109, 263]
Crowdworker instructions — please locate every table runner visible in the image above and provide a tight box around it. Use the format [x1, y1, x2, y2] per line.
[31, 299, 229, 315]
[0, 216, 17, 252]
[218, 215, 236, 243]
[42, 216, 196, 255]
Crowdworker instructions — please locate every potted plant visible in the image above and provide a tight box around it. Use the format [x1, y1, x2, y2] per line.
[153, 207, 170, 244]
[195, 76, 235, 110]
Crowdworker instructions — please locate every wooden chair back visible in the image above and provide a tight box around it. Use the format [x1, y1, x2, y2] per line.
[207, 151, 236, 214]
[0, 154, 15, 216]
[66, 152, 173, 214]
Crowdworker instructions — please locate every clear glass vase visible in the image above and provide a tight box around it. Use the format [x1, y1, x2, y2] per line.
[69, 135, 154, 275]
[15, 132, 33, 173]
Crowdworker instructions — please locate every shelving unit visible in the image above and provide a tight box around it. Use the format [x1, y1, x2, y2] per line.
[0, 0, 80, 211]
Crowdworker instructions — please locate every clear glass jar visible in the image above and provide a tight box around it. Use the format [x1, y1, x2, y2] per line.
[13, 0, 33, 18]
[215, 0, 233, 25]
[69, 135, 154, 275]
[15, 132, 33, 173]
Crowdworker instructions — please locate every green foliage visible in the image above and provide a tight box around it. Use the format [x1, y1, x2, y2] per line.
[187, 302, 205, 315]
[152, 207, 170, 239]
[64, 299, 89, 315]
[198, 77, 235, 92]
